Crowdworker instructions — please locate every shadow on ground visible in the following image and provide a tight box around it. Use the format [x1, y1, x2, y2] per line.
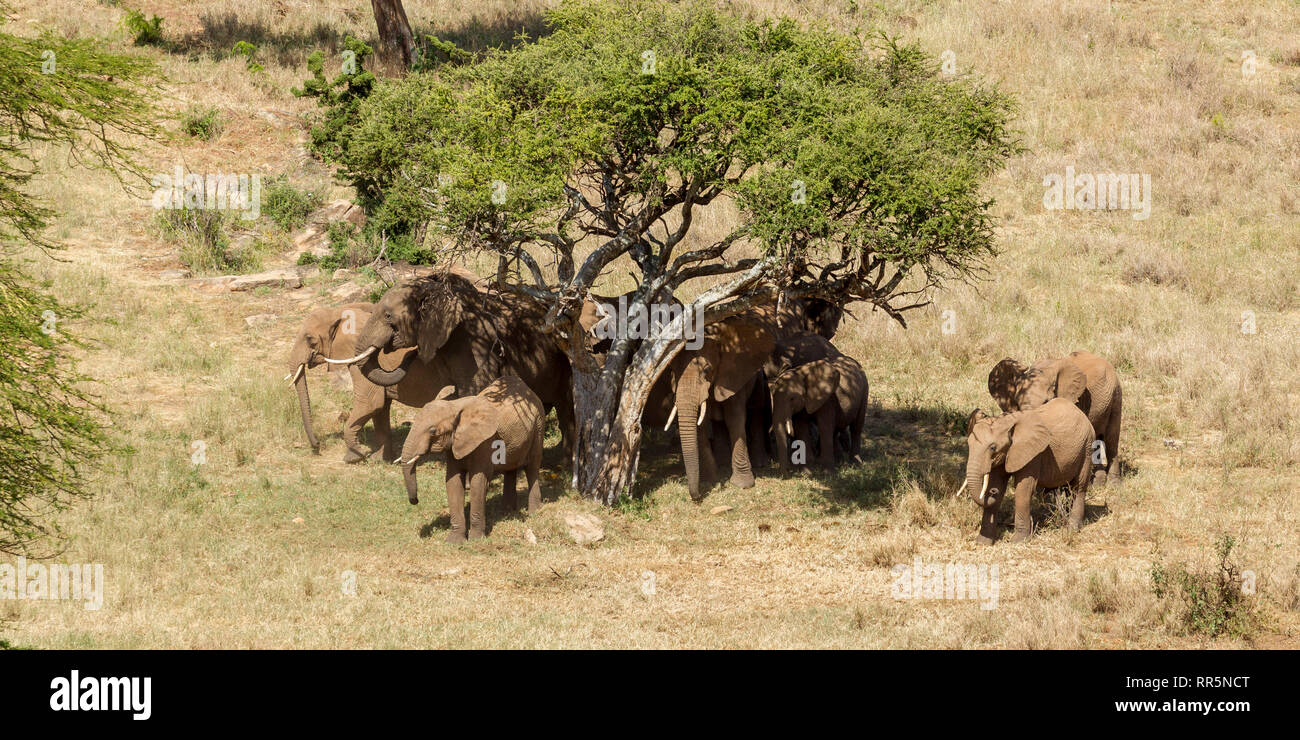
[168, 10, 550, 69]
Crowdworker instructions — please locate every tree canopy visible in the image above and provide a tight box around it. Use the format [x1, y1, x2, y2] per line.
[0, 19, 159, 553]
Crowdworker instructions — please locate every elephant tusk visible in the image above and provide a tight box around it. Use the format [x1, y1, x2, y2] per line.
[322, 346, 376, 365]
[785, 420, 794, 437]
[664, 406, 677, 430]
[954, 479, 968, 499]
[977, 473, 990, 504]
[697, 400, 707, 426]
[285, 363, 305, 385]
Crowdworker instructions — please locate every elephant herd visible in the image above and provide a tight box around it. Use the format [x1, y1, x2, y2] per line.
[285, 269, 1123, 545]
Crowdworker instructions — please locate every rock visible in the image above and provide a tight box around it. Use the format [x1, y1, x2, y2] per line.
[1163, 438, 1185, 450]
[228, 268, 303, 292]
[244, 313, 277, 328]
[287, 200, 366, 263]
[710, 505, 733, 515]
[187, 275, 236, 294]
[287, 288, 315, 301]
[524, 528, 537, 545]
[291, 517, 304, 525]
[329, 281, 366, 303]
[562, 512, 605, 546]
[332, 268, 354, 280]
[160, 269, 191, 280]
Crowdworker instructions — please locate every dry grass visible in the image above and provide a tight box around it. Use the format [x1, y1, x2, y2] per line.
[2, 0, 1298, 648]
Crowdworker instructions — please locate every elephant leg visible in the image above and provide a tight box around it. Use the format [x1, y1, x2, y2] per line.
[1070, 460, 1091, 532]
[700, 424, 718, 488]
[556, 400, 575, 460]
[725, 398, 755, 489]
[467, 465, 489, 540]
[1099, 393, 1122, 486]
[746, 409, 769, 470]
[793, 416, 813, 467]
[850, 405, 865, 459]
[526, 444, 542, 516]
[709, 422, 729, 478]
[1010, 473, 1037, 543]
[502, 469, 518, 513]
[976, 488, 1006, 545]
[343, 383, 382, 463]
[445, 466, 468, 545]
[374, 397, 395, 463]
[815, 405, 836, 467]
[342, 407, 373, 464]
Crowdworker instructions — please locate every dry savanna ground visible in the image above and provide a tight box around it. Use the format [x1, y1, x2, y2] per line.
[3, 0, 1299, 648]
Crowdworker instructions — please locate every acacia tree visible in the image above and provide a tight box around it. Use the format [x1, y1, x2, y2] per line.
[0, 22, 158, 553]
[339, 0, 1016, 503]
[369, 0, 416, 73]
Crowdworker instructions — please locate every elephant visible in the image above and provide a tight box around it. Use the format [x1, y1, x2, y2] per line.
[286, 303, 452, 462]
[666, 297, 841, 501]
[767, 339, 868, 469]
[396, 375, 545, 543]
[327, 271, 574, 456]
[958, 398, 1095, 545]
[988, 350, 1122, 486]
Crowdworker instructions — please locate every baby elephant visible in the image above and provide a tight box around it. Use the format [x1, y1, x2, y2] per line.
[397, 375, 545, 543]
[958, 398, 1095, 545]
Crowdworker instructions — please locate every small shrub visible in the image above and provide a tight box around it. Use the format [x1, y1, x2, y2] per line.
[1150, 535, 1259, 638]
[155, 208, 260, 275]
[613, 493, 654, 521]
[123, 9, 163, 47]
[232, 41, 263, 73]
[261, 178, 323, 231]
[180, 106, 222, 140]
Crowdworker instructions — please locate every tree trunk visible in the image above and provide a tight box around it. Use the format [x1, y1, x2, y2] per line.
[370, 0, 416, 75]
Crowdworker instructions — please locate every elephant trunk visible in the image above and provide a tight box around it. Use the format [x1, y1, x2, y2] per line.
[402, 460, 420, 504]
[361, 346, 416, 387]
[676, 387, 704, 502]
[294, 371, 320, 453]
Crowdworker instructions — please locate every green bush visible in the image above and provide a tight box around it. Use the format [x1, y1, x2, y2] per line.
[232, 41, 263, 73]
[180, 106, 222, 140]
[1151, 535, 1259, 638]
[155, 208, 260, 275]
[261, 178, 323, 231]
[122, 9, 163, 47]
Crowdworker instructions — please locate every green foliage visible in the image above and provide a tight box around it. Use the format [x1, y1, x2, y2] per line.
[0, 27, 158, 554]
[1151, 535, 1259, 638]
[180, 105, 222, 140]
[292, 38, 377, 199]
[340, 0, 1016, 296]
[300, 225, 434, 271]
[122, 9, 163, 47]
[232, 41, 263, 72]
[261, 177, 323, 231]
[613, 493, 655, 521]
[154, 208, 260, 275]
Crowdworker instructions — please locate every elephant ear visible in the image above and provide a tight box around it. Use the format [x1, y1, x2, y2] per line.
[451, 399, 498, 460]
[988, 358, 1027, 413]
[1050, 359, 1088, 404]
[710, 320, 777, 402]
[965, 408, 987, 436]
[416, 284, 465, 366]
[799, 360, 839, 411]
[1006, 414, 1051, 472]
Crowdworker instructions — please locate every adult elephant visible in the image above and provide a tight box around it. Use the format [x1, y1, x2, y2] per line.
[286, 303, 450, 462]
[987, 350, 1122, 486]
[666, 297, 841, 501]
[959, 399, 1095, 544]
[327, 272, 574, 453]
